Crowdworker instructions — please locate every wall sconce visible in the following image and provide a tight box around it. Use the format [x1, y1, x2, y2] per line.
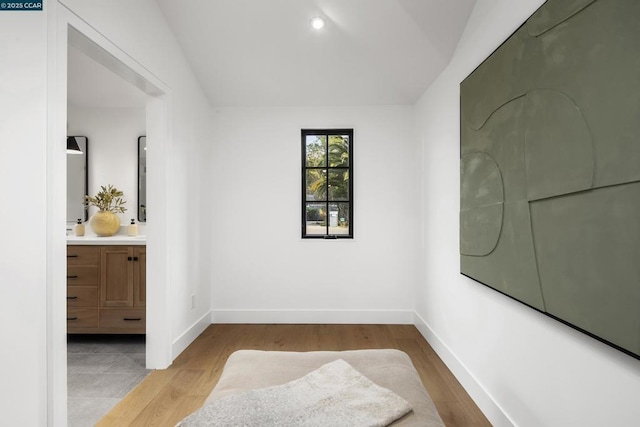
[67, 136, 83, 154]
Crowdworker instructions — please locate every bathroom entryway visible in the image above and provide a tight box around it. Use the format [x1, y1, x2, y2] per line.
[67, 335, 150, 426]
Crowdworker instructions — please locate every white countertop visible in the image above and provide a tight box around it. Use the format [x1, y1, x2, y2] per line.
[67, 234, 146, 245]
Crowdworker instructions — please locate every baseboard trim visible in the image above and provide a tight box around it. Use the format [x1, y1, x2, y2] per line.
[172, 310, 212, 359]
[211, 309, 414, 324]
[413, 312, 514, 427]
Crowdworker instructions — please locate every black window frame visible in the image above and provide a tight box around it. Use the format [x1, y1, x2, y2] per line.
[301, 129, 354, 239]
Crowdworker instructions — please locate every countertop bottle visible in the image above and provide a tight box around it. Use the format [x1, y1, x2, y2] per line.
[128, 218, 138, 236]
[74, 219, 85, 236]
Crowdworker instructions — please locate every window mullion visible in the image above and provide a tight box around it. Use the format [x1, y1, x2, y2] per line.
[325, 134, 330, 236]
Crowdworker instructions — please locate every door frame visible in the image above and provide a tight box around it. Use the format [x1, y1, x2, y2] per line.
[47, 2, 173, 424]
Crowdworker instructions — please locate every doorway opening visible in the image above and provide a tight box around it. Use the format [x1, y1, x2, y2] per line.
[50, 12, 172, 424]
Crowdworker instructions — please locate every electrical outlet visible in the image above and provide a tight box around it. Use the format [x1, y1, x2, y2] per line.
[191, 294, 196, 309]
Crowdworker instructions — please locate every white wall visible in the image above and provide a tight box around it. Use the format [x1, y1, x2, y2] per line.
[0, 8, 50, 427]
[209, 106, 418, 323]
[60, 0, 213, 358]
[415, 0, 640, 426]
[0, 0, 212, 424]
[68, 106, 145, 226]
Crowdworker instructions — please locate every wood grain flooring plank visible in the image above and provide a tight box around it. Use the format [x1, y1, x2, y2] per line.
[98, 324, 491, 427]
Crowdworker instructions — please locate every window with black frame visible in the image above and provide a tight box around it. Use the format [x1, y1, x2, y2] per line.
[302, 129, 353, 239]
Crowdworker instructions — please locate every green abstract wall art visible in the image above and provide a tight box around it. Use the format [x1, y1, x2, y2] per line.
[460, 0, 640, 359]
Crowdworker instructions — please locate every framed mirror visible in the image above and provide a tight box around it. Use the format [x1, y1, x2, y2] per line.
[138, 136, 147, 222]
[67, 136, 88, 222]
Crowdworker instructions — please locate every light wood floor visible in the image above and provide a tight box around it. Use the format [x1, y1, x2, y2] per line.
[98, 324, 491, 426]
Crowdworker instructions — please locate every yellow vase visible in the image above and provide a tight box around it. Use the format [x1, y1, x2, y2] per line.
[90, 211, 121, 237]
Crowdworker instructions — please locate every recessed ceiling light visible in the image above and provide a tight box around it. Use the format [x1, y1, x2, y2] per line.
[311, 17, 325, 30]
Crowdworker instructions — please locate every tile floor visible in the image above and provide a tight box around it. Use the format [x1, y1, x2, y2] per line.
[67, 334, 151, 427]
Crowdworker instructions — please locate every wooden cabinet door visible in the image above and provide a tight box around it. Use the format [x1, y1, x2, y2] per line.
[101, 246, 134, 307]
[134, 247, 146, 307]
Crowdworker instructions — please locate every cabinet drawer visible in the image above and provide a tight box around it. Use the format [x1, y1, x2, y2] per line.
[67, 266, 99, 285]
[67, 286, 98, 307]
[100, 309, 146, 331]
[67, 246, 100, 266]
[67, 308, 98, 328]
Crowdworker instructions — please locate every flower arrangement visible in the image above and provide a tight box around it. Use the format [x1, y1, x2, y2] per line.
[84, 184, 127, 213]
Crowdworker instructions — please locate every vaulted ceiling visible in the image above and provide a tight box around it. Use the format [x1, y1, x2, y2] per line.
[67, 0, 476, 108]
[156, 0, 476, 107]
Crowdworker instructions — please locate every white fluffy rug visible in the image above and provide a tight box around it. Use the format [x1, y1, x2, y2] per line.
[177, 359, 413, 426]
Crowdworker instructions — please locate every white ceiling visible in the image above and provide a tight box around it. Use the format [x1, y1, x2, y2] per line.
[67, 44, 147, 108]
[156, 0, 476, 107]
[67, 0, 476, 108]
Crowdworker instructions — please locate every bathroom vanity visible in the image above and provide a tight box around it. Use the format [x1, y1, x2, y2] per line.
[67, 235, 146, 334]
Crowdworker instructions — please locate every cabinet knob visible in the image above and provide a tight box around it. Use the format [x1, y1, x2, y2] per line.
[123, 317, 142, 321]
[67, 317, 78, 321]
[67, 296, 78, 300]
[128, 256, 133, 261]
[67, 254, 78, 258]
[67, 275, 78, 279]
